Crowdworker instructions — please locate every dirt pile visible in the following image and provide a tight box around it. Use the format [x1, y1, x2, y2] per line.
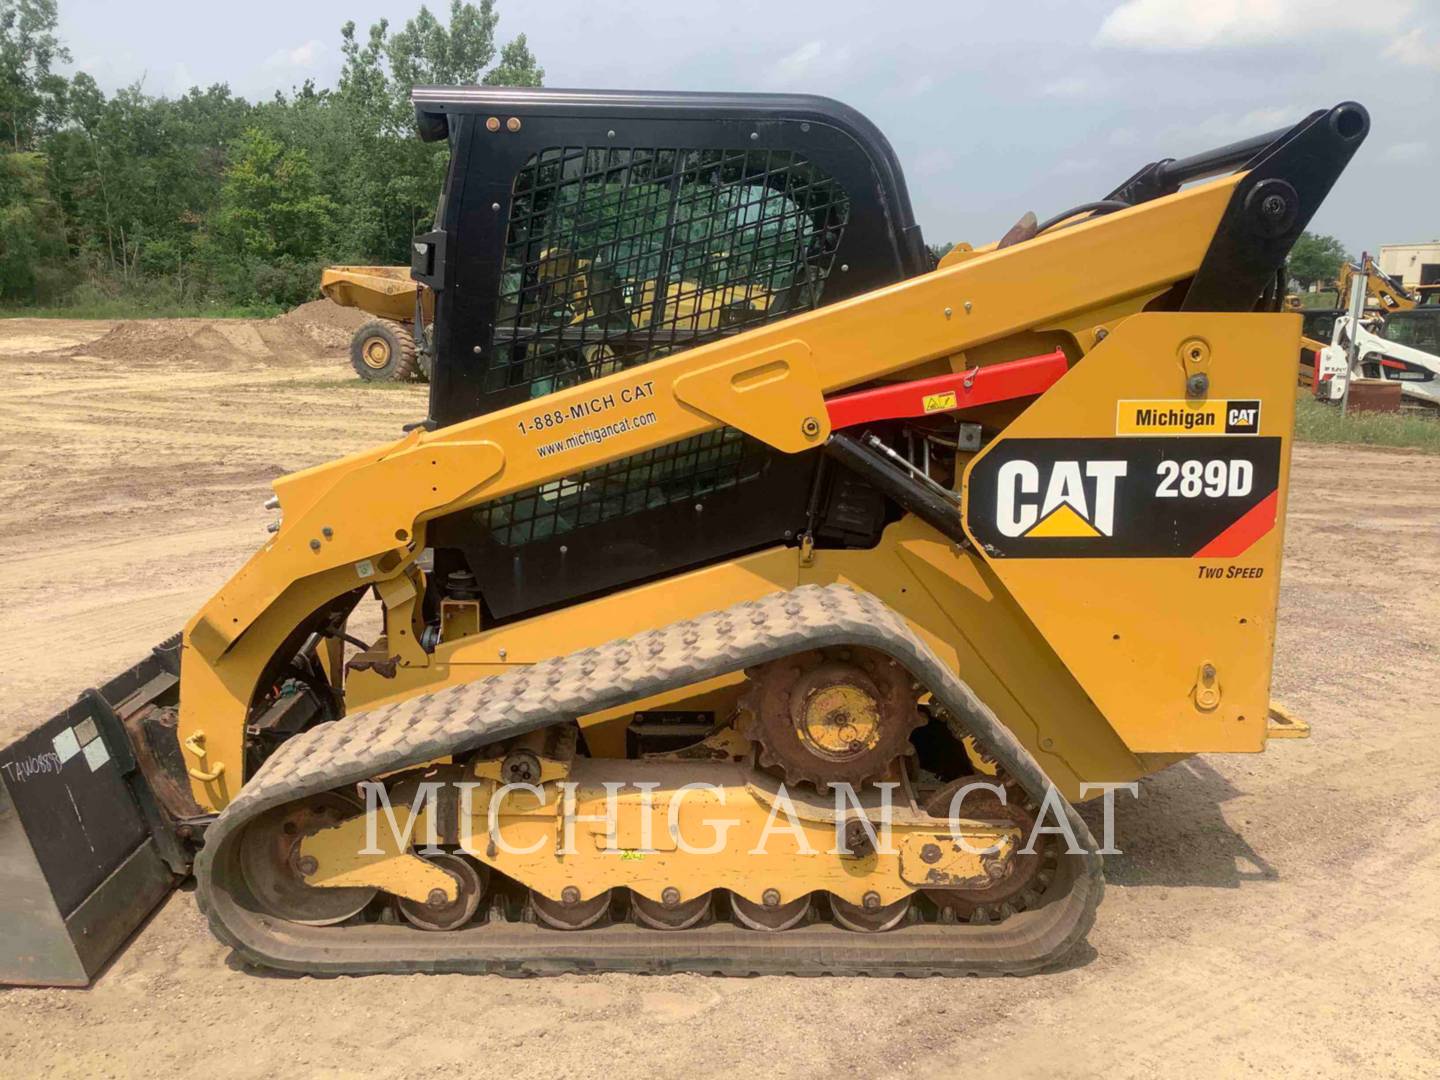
[75, 318, 329, 368]
[273, 298, 370, 350]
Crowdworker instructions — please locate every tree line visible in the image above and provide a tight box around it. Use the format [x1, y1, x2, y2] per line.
[0, 0, 541, 309]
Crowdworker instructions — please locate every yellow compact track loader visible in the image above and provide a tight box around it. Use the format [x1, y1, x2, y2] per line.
[0, 90, 1369, 983]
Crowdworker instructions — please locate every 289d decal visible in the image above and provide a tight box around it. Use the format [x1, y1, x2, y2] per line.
[965, 437, 1282, 558]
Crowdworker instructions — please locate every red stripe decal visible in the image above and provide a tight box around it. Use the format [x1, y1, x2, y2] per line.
[824, 349, 1068, 430]
[1193, 490, 1279, 559]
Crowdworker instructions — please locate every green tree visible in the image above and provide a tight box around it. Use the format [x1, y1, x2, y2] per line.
[339, 1, 544, 135]
[0, 150, 66, 298]
[329, 2, 543, 262]
[0, 0, 69, 150]
[5, 0, 543, 310]
[483, 34, 542, 86]
[1288, 231, 1351, 289]
[207, 128, 338, 304]
[214, 128, 336, 261]
[43, 77, 253, 283]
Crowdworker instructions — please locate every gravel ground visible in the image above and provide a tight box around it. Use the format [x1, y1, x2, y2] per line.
[1, 317, 1436, 1078]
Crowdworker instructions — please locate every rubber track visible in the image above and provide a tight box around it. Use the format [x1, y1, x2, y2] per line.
[197, 584, 1104, 976]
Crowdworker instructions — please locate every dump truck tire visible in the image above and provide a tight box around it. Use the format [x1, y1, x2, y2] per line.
[350, 319, 418, 382]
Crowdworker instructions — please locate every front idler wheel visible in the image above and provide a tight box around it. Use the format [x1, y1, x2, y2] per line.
[237, 791, 378, 926]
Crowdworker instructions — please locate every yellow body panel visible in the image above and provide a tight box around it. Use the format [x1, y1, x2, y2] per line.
[178, 175, 1264, 811]
[961, 314, 1298, 753]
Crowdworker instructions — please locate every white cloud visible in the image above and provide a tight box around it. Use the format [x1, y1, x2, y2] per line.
[264, 40, 324, 72]
[1385, 28, 1440, 70]
[1095, 0, 1410, 51]
[1186, 105, 1299, 142]
[768, 40, 854, 89]
[895, 73, 936, 100]
[1382, 141, 1430, 163]
[1038, 76, 1095, 99]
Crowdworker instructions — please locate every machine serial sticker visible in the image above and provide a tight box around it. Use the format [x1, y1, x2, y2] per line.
[923, 390, 958, 413]
[965, 436, 1282, 558]
[52, 728, 81, 764]
[83, 737, 111, 772]
[1116, 399, 1260, 436]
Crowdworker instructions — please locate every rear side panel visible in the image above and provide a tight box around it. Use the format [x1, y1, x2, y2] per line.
[963, 313, 1299, 753]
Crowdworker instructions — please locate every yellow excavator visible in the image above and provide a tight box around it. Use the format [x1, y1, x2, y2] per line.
[1336, 253, 1424, 313]
[0, 90, 1367, 983]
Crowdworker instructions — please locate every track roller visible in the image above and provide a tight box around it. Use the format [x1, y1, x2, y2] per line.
[530, 888, 613, 930]
[830, 893, 911, 933]
[397, 853, 487, 931]
[730, 890, 812, 931]
[631, 890, 713, 930]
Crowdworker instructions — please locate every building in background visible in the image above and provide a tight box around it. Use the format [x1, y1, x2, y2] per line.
[1378, 242, 1440, 294]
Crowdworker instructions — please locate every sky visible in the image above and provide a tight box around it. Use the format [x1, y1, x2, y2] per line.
[56, 0, 1440, 256]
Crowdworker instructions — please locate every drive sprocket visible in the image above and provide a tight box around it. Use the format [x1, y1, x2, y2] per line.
[738, 646, 923, 788]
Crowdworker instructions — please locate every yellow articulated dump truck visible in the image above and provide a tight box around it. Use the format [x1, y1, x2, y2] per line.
[321, 253, 773, 385]
[320, 265, 436, 382]
[0, 89, 1367, 983]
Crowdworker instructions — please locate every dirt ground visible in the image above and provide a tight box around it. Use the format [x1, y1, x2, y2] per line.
[1, 317, 1437, 1079]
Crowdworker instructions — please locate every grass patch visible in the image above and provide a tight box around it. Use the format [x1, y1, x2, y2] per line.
[1294, 393, 1440, 453]
[1298, 290, 1339, 310]
[1, 298, 283, 319]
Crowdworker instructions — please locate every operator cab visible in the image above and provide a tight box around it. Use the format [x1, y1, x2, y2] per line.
[409, 88, 931, 619]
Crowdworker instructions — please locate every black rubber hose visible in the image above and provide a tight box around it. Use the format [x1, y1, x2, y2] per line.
[825, 433, 969, 546]
[1035, 200, 1132, 235]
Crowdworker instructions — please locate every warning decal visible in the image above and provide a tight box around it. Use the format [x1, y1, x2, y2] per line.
[965, 436, 1282, 558]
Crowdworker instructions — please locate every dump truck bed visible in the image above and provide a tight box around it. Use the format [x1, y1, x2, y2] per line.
[319, 266, 423, 322]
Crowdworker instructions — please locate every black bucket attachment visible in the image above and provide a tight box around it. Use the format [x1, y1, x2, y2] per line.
[0, 637, 192, 986]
